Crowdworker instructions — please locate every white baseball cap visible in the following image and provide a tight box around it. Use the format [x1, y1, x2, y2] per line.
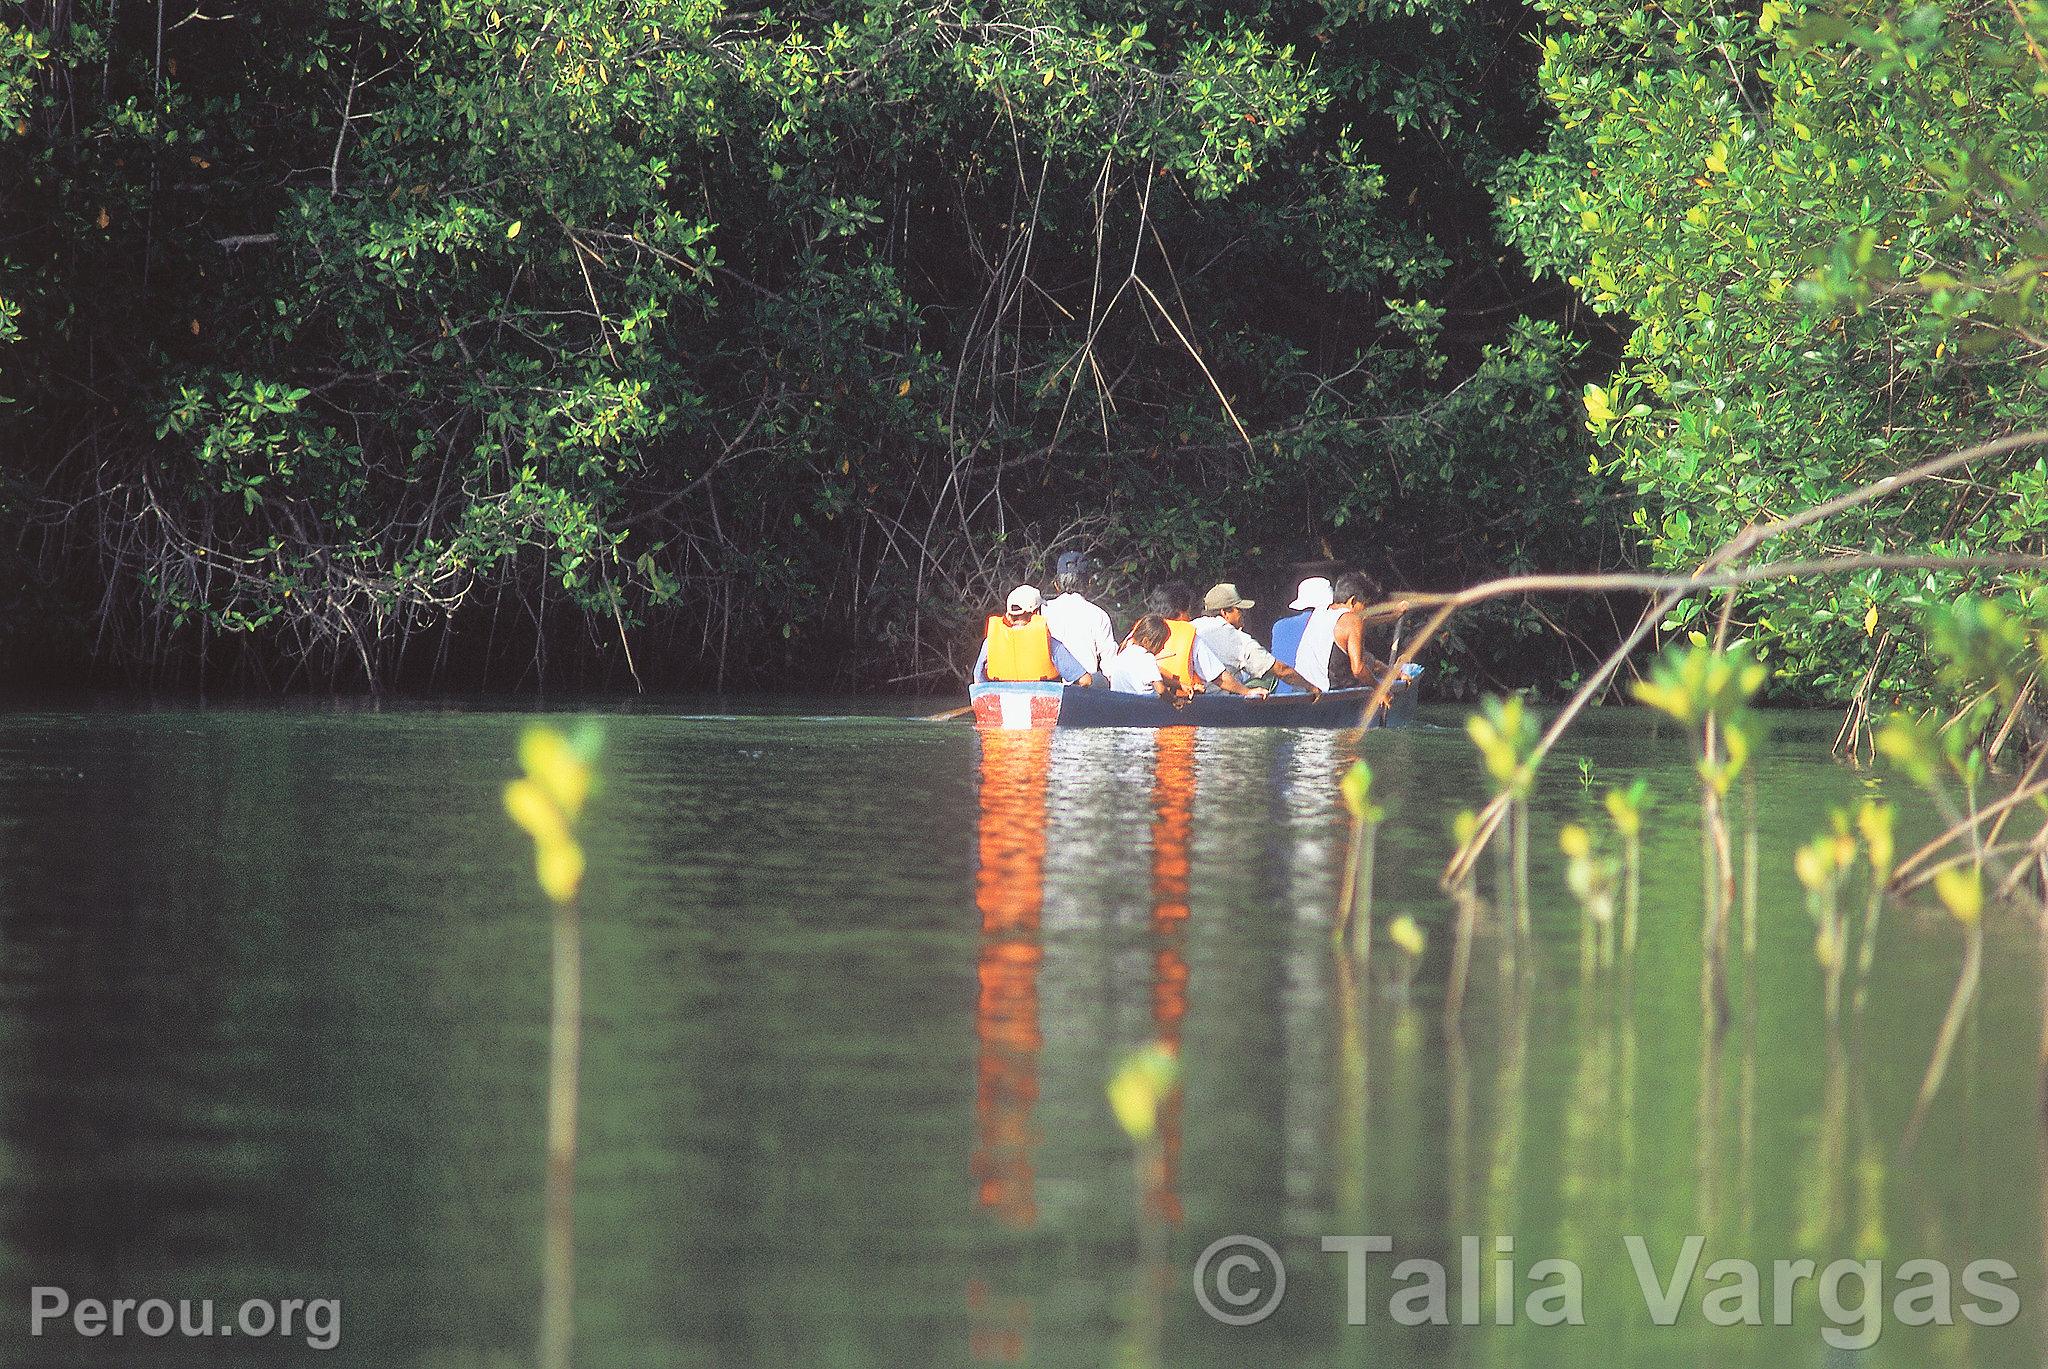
[1006, 585, 1044, 614]
[1290, 576, 1335, 611]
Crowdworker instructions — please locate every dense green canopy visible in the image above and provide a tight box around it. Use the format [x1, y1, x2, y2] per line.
[4, 0, 2040, 696]
[1501, 0, 2048, 696]
[0, 0, 1610, 691]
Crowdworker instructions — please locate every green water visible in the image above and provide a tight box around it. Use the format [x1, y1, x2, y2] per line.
[0, 703, 2042, 1367]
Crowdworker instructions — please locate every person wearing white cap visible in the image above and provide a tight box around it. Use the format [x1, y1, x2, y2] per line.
[1191, 582, 1321, 699]
[973, 585, 1061, 683]
[1269, 576, 1334, 696]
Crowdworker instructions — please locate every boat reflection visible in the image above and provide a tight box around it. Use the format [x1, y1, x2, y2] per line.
[1146, 729, 1195, 1226]
[963, 725, 1368, 1363]
[967, 729, 1051, 1364]
[971, 729, 1051, 1230]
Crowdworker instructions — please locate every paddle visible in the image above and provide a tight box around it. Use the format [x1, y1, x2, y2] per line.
[923, 704, 975, 722]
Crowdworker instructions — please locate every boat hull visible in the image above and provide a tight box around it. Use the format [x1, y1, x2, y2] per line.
[967, 680, 1420, 730]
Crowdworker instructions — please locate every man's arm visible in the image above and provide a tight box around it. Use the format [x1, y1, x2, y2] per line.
[1200, 650, 1268, 698]
[1238, 630, 1317, 698]
[1191, 639, 1253, 695]
[1338, 613, 1389, 682]
[1051, 639, 1094, 688]
[1272, 661, 1321, 697]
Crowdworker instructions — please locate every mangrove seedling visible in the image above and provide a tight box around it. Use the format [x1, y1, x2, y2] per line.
[1631, 641, 1767, 955]
[1603, 780, 1650, 959]
[505, 724, 598, 906]
[1336, 759, 1386, 961]
[1107, 1041, 1182, 1144]
[1467, 695, 1541, 936]
[1880, 710, 2007, 886]
[1387, 915, 1428, 999]
[1559, 824, 1619, 972]
[1926, 595, 2038, 767]
[1445, 808, 1482, 1023]
[1853, 799, 1897, 1012]
[1107, 1043, 1183, 1227]
[503, 722, 602, 1369]
[1902, 864, 1986, 1155]
[1796, 816, 1857, 1023]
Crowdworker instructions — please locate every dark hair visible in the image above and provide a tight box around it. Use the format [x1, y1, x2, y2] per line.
[1334, 572, 1382, 605]
[1147, 581, 1193, 618]
[1131, 613, 1170, 654]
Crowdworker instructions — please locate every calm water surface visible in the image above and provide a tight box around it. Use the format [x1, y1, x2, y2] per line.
[0, 702, 2042, 1366]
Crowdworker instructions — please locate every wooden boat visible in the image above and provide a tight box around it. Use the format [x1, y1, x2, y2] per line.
[968, 678, 1421, 730]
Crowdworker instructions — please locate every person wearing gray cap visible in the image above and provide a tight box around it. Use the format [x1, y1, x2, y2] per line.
[1192, 583, 1321, 699]
[1042, 551, 1118, 689]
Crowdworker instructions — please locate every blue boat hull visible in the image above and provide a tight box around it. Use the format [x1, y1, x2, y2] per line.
[968, 679, 1419, 730]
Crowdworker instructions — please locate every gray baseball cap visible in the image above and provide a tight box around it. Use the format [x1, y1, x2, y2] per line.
[1202, 583, 1254, 614]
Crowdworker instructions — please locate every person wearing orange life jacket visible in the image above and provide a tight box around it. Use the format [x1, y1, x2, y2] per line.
[974, 585, 1061, 683]
[1143, 582, 1224, 697]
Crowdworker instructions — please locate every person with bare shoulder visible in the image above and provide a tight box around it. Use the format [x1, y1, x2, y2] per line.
[1326, 572, 1408, 690]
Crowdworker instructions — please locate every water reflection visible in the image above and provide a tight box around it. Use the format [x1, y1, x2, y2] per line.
[1147, 729, 1195, 1227]
[971, 730, 1050, 1231]
[968, 730, 1049, 1365]
[3, 711, 2046, 1367]
[956, 719, 2048, 1367]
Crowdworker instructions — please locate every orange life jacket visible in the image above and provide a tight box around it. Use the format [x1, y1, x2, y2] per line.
[985, 615, 1059, 682]
[1158, 619, 1198, 691]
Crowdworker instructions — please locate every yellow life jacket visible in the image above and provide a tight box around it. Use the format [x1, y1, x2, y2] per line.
[985, 615, 1059, 682]
[1158, 619, 1198, 691]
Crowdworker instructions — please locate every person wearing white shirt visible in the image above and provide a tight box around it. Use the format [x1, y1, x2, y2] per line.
[1191, 582, 1321, 699]
[1108, 615, 1174, 696]
[1294, 601, 1343, 691]
[1042, 551, 1119, 688]
[1269, 575, 1333, 695]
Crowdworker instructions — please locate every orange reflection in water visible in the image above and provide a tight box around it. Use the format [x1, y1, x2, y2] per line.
[1147, 729, 1196, 1226]
[970, 729, 1051, 1232]
[968, 730, 1052, 1364]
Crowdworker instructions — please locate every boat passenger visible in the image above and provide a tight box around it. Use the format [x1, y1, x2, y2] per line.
[1325, 572, 1400, 689]
[1043, 551, 1118, 689]
[1294, 597, 1339, 692]
[1145, 581, 1224, 696]
[1269, 576, 1333, 696]
[1109, 615, 1176, 696]
[1192, 583, 1321, 699]
[974, 585, 1061, 683]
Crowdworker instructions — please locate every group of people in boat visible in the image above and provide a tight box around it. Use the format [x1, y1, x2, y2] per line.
[975, 552, 1409, 700]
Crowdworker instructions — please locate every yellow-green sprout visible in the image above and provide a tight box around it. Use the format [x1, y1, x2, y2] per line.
[505, 724, 600, 905]
[1933, 866, 1983, 926]
[1106, 1043, 1182, 1143]
[1388, 915, 1427, 958]
[1856, 800, 1896, 884]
